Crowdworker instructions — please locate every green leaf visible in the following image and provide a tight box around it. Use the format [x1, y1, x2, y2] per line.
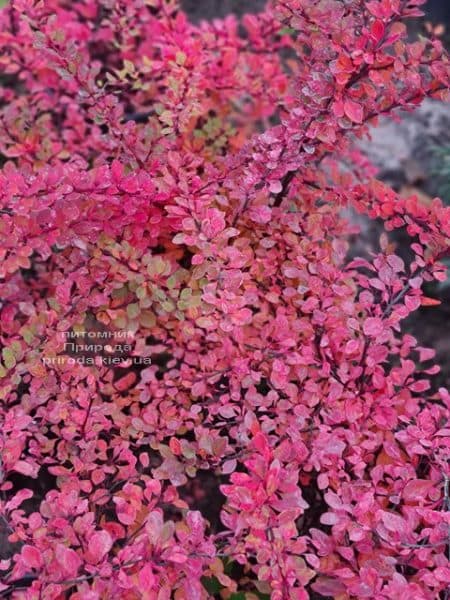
[176, 51, 186, 66]
[113, 315, 127, 329]
[180, 288, 192, 301]
[201, 575, 223, 594]
[279, 26, 296, 36]
[139, 311, 156, 328]
[21, 327, 35, 345]
[159, 110, 173, 126]
[153, 288, 166, 301]
[10, 341, 22, 357]
[167, 275, 177, 289]
[112, 286, 128, 300]
[161, 300, 176, 313]
[48, 298, 60, 310]
[127, 303, 140, 319]
[2, 347, 16, 370]
[123, 59, 135, 74]
[147, 257, 169, 277]
[135, 285, 147, 300]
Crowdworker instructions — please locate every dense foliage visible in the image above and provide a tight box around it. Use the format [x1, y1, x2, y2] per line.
[0, 0, 450, 598]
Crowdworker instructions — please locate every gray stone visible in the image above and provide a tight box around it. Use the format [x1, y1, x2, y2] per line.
[181, 0, 265, 22]
[360, 100, 450, 194]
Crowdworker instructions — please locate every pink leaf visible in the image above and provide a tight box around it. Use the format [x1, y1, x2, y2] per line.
[55, 545, 82, 577]
[6, 489, 33, 511]
[249, 205, 272, 224]
[163, 546, 187, 564]
[379, 511, 406, 534]
[21, 545, 43, 570]
[363, 317, 384, 337]
[13, 460, 39, 478]
[269, 180, 282, 194]
[387, 255, 405, 273]
[138, 563, 156, 589]
[201, 209, 225, 239]
[89, 530, 113, 563]
[344, 99, 364, 123]
[222, 459, 237, 474]
[403, 479, 433, 502]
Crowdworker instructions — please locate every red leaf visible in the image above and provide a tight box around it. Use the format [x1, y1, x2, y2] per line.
[420, 296, 441, 306]
[370, 20, 385, 44]
[114, 372, 137, 392]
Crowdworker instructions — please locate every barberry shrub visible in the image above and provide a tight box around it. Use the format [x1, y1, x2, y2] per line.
[0, 0, 449, 598]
